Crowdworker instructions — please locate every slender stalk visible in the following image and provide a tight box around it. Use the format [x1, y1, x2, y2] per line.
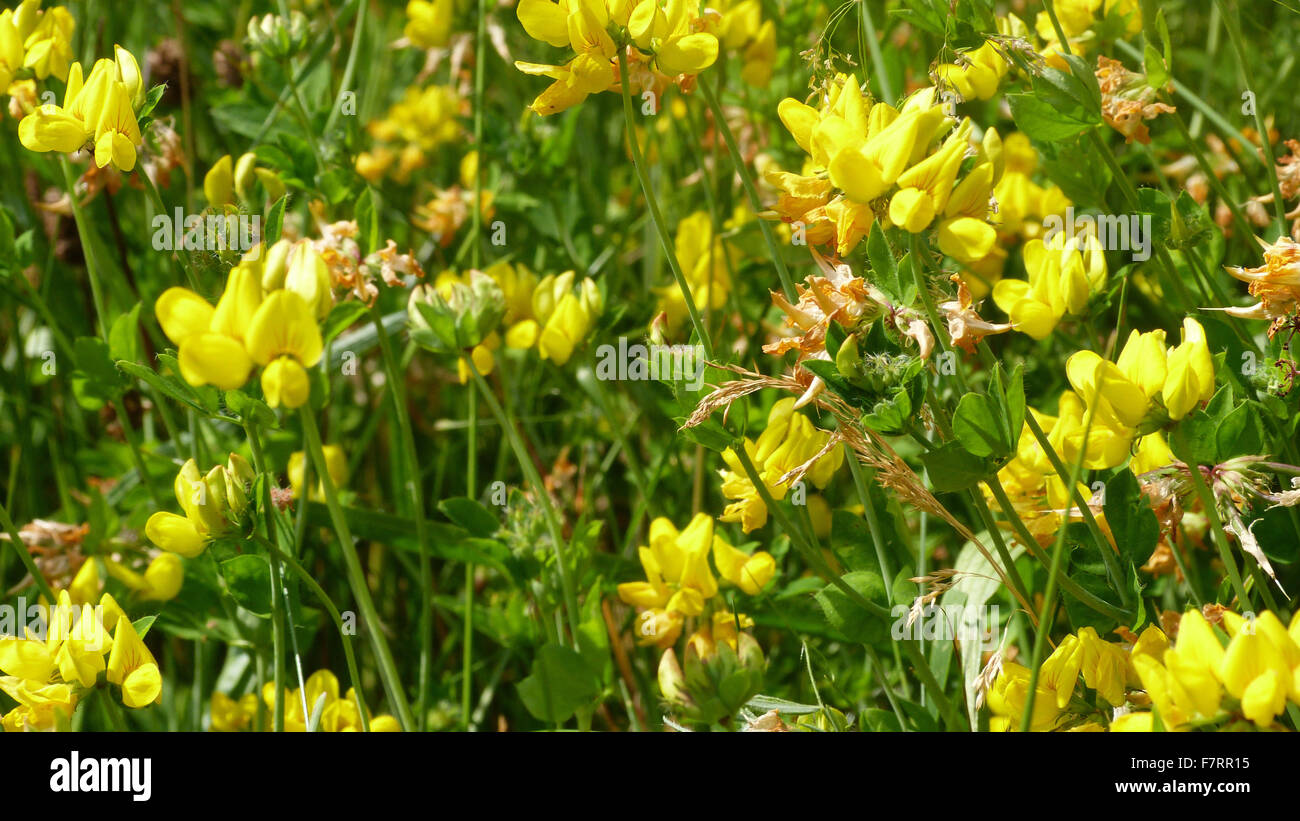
[300, 408, 415, 729]
[0, 497, 57, 603]
[984, 476, 1129, 622]
[463, 382, 477, 729]
[324, 0, 368, 135]
[697, 81, 797, 302]
[252, 531, 370, 731]
[617, 49, 714, 359]
[1022, 413, 1131, 610]
[1214, 0, 1288, 234]
[859, 0, 894, 103]
[464, 356, 581, 647]
[370, 308, 432, 730]
[730, 445, 965, 729]
[470, 0, 487, 270]
[244, 421, 286, 732]
[59, 158, 163, 507]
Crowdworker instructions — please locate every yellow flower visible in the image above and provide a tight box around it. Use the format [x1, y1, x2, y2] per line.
[0, 591, 111, 693]
[935, 41, 1010, 102]
[711, 534, 775, 595]
[17, 0, 75, 81]
[210, 690, 259, 732]
[533, 271, 602, 365]
[628, 0, 718, 75]
[405, 0, 453, 49]
[1064, 318, 1215, 451]
[515, 0, 716, 115]
[1038, 626, 1131, 708]
[0, 10, 25, 90]
[0, 677, 78, 732]
[987, 662, 1063, 731]
[1130, 610, 1225, 729]
[245, 290, 325, 408]
[655, 211, 733, 336]
[155, 274, 260, 392]
[288, 444, 348, 501]
[993, 230, 1108, 340]
[259, 669, 400, 732]
[718, 398, 843, 533]
[145, 454, 253, 557]
[106, 615, 161, 708]
[618, 514, 730, 646]
[1216, 611, 1298, 728]
[18, 49, 144, 171]
[140, 553, 185, 601]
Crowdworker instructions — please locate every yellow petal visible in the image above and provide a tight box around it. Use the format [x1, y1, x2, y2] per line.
[178, 332, 254, 390]
[655, 33, 718, 76]
[261, 355, 311, 408]
[155, 287, 215, 345]
[144, 511, 207, 558]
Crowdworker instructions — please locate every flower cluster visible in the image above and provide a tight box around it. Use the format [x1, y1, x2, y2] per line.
[1, 591, 159, 730]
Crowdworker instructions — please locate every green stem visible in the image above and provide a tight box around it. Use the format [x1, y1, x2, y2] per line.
[464, 356, 581, 648]
[617, 49, 714, 360]
[984, 475, 1129, 622]
[324, 0, 368, 135]
[1022, 413, 1131, 611]
[1214, 0, 1288, 234]
[470, 0, 487, 270]
[463, 381, 477, 729]
[300, 407, 415, 730]
[0, 497, 57, 603]
[252, 530, 371, 731]
[730, 445, 965, 730]
[244, 421, 286, 732]
[697, 81, 797, 302]
[859, 0, 894, 103]
[370, 308, 432, 731]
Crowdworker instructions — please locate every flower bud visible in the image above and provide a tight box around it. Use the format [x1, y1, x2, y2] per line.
[204, 154, 234, 207]
[262, 238, 292, 291]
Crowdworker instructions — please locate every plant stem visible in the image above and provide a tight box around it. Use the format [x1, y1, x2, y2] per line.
[464, 357, 581, 646]
[300, 407, 415, 730]
[698, 81, 797, 302]
[1214, 0, 1288, 235]
[253, 530, 371, 731]
[244, 421, 286, 732]
[370, 307, 433, 731]
[0, 497, 57, 602]
[617, 49, 714, 360]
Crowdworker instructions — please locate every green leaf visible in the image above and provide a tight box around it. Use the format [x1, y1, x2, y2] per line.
[264, 195, 288, 246]
[108, 303, 142, 364]
[919, 442, 992, 492]
[1215, 402, 1265, 461]
[225, 389, 279, 429]
[221, 554, 273, 617]
[815, 570, 889, 643]
[1007, 93, 1096, 142]
[1143, 42, 1169, 90]
[943, 537, 1018, 729]
[1103, 470, 1159, 565]
[322, 300, 369, 345]
[355, 187, 380, 256]
[0, 209, 14, 273]
[438, 496, 499, 538]
[136, 84, 167, 120]
[866, 222, 907, 303]
[952, 392, 1012, 459]
[133, 615, 157, 639]
[517, 643, 600, 723]
[117, 360, 208, 414]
